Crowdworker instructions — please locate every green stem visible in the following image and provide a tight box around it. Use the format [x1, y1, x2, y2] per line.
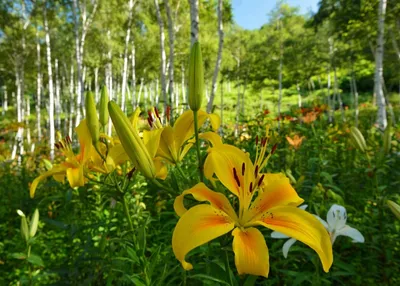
[152, 179, 176, 194]
[193, 110, 204, 182]
[224, 250, 233, 286]
[123, 195, 134, 233]
[176, 165, 186, 179]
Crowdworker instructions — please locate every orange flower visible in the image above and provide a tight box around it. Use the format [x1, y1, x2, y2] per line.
[303, 111, 317, 124]
[286, 135, 305, 150]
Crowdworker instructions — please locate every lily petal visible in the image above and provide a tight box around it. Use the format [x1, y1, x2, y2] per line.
[199, 131, 222, 147]
[143, 128, 164, 158]
[106, 144, 129, 172]
[207, 113, 221, 131]
[282, 238, 297, 258]
[203, 144, 254, 199]
[30, 165, 68, 198]
[232, 227, 270, 278]
[153, 158, 168, 180]
[314, 215, 329, 229]
[75, 119, 93, 164]
[66, 165, 85, 188]
[249, 205, 333, 273]
[174, 182, 237, 220]
[333, 225, 364, 244]
[327, 204, 347, 232]
[172, 204, 235, 270]
[244, 174, 304, 222]
[158, 126, 177, 164]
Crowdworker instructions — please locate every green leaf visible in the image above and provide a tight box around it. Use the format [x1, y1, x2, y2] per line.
[27, 254, 44, 267]
[190, 274, 231, 286]
[11, 252, 26, 260]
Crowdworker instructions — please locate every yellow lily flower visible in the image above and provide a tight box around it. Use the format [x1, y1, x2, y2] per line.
[172, 140, 333, 277]
[145, 108, 220, 164]
[30, 120, 93, 198]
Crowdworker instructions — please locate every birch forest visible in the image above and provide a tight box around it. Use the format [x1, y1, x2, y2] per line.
[0, 0, 400, 285]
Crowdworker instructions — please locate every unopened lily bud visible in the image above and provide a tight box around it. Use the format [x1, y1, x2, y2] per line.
[99, 86, 109, 127]
[350, 127, 367, 153]
[29, 209, 39, 238]
[85, 91, 99, 145]
[188, 42, 204, 111]
[387, 200, 400, 220]
[108, 102, 156, 179]
[20, 215, 29, 242]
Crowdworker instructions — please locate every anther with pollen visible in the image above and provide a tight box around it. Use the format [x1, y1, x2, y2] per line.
[249, 182, 253, 193]
[258, 174, 265, 187]
[261, 137, 267, 147]
[147, 117, 153, 128]
[55, 143, 60, 149]
[241, 162, 246, 176]
[254, 165, 259, 177]
[66, 136, 72, 144]
[233, 168, 241, 187]
[154, 107, 161, 120]
[271, 143, 278, 154]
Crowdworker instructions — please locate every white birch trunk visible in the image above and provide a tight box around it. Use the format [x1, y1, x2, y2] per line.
[164, 0, 175, 118]
[72, 0, 83, 125]
[69, 64, 75, 138]
[121, 0, 135, 112]
[36, 28, 42, 141]
[297, 83, 301, 108]
[181, 63, 186, 110]
[374, 0, 387, 130]
[154, 0, 167, 120]
[25, 96, 31, 145]
[44, 6, 55, 160]
[207, 0, 224, 113]
[131, 40, 136, 108]
[94, 67, 99, 102]
[55, 59, 61, 129]
[137, 77, 144, 105]
[189, 0, 199, 47]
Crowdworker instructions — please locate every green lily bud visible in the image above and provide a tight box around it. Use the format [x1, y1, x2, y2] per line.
[29, 209, 39, 238]
[85, 91, 100, 145]
[99, 86, 109, 127]
[188, 42, 204, 111]
[387, 200, 400, 221]
[108, 102, 156, 179]
[17, 210, 29, 242]
[350, 126, 367, 153]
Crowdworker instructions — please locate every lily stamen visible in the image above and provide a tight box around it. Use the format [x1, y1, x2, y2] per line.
[233, 167, 241, 187]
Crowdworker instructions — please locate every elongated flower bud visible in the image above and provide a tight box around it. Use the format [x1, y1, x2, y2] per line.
[17, 210, 29, 242]
[85, 91, 99, 145]
[188, 42, 204, 111]
[29, 209, 39, 238]
[387, 200, 400, 221]
[99, 86, 109, 127]
[108, 102, 156, 179]
[350, 126, 366, 153]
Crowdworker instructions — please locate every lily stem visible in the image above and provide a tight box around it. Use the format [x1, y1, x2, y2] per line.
[224, 250, 233, 286]
[152, 179, 175, 194]
[193, 110, 204, 182]
[122, 195, 134, 233]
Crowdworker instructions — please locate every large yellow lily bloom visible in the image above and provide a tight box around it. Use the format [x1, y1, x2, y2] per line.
[145, 108, 220, 164]
[172, 142, 333, 277]
[30, 120, 93, 198]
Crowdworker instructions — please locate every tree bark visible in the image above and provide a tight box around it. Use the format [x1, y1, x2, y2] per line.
[36, 27, 42, 141]
[374, 0, 387, 130]
[207, 0, 224, 113]
[164, 0, 175, 118]
[154, 0, 167, 120]
[44, 5, 55, 160]
[121, 0, 136, 112]
[55, 58, 61, 129]
[131, 39, 136, 108]
[189, 0, 199, 47]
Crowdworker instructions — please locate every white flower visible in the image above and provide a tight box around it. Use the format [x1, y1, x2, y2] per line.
[271, 204, 364, 258]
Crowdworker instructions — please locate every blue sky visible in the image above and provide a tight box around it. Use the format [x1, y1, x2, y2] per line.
[232, 0, 320, 30]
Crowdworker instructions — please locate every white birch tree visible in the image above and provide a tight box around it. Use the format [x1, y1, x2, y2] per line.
[207, 0, 224, 113]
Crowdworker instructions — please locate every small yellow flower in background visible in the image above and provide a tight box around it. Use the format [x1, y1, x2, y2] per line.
[145, 107, 220, 165]
[286, 135, 305, 150]
[303, 111, 317, 124]
[30, 120, 93, 198]
[172, 137, 333, 277]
